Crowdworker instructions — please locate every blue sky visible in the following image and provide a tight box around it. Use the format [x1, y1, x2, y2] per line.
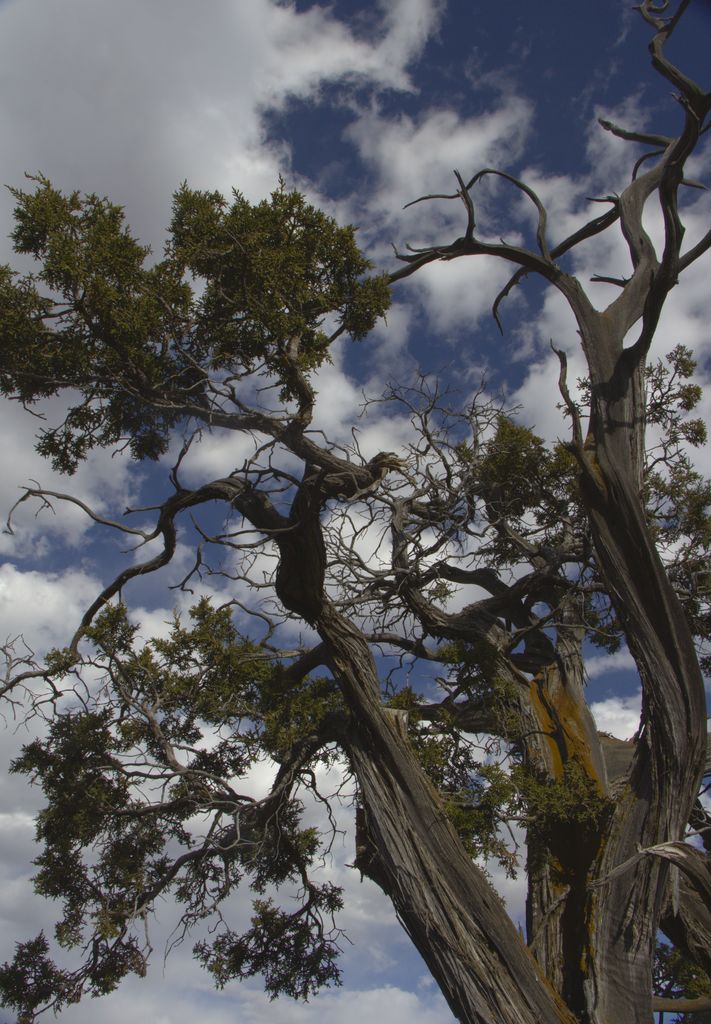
[0, 1, 709, 1021]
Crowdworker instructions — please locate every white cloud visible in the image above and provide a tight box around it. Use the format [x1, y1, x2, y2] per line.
[345, 96, 534, 241]
[55, 978, 451, 1024]
[0, 2, 708, 1020]
[0, 562, 100, 655]
[508, 347, 583, 444]
[586, 93, 650, 193]
[311, 357, 366, 440]
[514, 170, 589, 248]
[164, 427, 270, 489]
[0, 0, 443, 257]
[0, 726, 450, 1023]
[505, 119, 711, 455]
[590, 691, 641, 740]
[0, 396, 143, 558]
[585, 648, 637, 680]
[363, 301, 414, 379]
[413, 256, 520, 337]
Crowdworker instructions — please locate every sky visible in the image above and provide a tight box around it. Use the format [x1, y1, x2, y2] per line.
[0, 0, 709, 1021]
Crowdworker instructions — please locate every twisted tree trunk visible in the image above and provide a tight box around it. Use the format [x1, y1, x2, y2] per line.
[576, 381, 707, 1023]
[315, 601, 575, 1024]
[264, 466, 574, 1022]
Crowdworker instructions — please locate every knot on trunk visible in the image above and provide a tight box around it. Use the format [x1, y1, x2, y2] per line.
[275, 469, 327, 623]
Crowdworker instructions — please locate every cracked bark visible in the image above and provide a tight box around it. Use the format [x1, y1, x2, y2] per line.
[314, 600, 574, 1024]
[238, 464, 575, 1023]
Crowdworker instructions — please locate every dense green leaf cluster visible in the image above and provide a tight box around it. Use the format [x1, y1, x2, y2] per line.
[388, 669, 522, 870]
[1, 177, 193, 471]
[0, 176, 390, 471]
[195, 885, 344, 1000]
[0, 163, 708, 1021]
[388, 641, 612, 878]
[512, 760, 609, 847]
[0, 600, 344, 1018]
[476, 417, 580, 549]
[168, 180, 390, 394]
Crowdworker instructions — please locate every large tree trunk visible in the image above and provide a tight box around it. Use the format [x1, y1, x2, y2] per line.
[314, 600, 576, 1024]
[571, 336, 707, 1023]
[380, 12, 710, 1014]
[265, 472, 573, 1023]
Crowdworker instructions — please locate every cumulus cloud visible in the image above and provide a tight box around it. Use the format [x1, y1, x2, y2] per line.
[0, 1, 708, 1019]
[0, 0, 443, 256]
[0, 562, 100, 654]
[345, 96, 533, 242]
[585, 648, 637, 681]
[585, 93, 651, 194]
[57, 978, 451, 1024]
[0, 396, 143, 558]
[589, 691, 642, 740]
[0, 729, 446, 1024]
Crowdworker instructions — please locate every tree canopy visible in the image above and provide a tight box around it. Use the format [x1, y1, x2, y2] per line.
[0, 2, 709, 1023]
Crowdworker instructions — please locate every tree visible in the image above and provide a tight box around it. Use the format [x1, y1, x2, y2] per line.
[0, 1, 709, 1022]
[653, 940, 711, 1022]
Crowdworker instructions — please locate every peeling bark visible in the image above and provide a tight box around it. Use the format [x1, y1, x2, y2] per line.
[318, 599, 575, 1024]
[578, 362, 707, 1023]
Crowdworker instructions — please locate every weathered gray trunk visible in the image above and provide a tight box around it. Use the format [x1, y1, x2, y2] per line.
[265, 101, 709, 1013]
[571, 338, 707, 1022]
[315, 601, 575, 1024]
[264, 420, 706, 1023]
[264, 469, 573, 1024]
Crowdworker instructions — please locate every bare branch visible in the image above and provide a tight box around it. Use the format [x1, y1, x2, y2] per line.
[5, 485, 156, 541]
[598, 117, 673, 147]
[492, 202, 619, 331]
[465, 167, 552, 261]
[652, 995, 711, 1014]
[551, 343, 584, 448]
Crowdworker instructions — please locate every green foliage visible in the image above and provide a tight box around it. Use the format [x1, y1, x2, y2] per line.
[513, 760, 609, 841]
[195, 885, 344, 1000]
[449, 415, 586, 583]
[388, 642, 610, 877]
[168, 180, 390, 398]
[0, 934, 77, 1023]
[0, 163, 708, 1021]
[476, 416, 580, 546]
[644, 346, 711, 671]
[387, 675, 521, 870]
[0, 169, 390, 1016]
[654, 941, 711, 1023]
[0, 599, 344, 1017]
[258, 670, 343, 762]
[435, 639, 522, 741]
[0, 176, 390, 471]
[1, 176, 193, 471]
